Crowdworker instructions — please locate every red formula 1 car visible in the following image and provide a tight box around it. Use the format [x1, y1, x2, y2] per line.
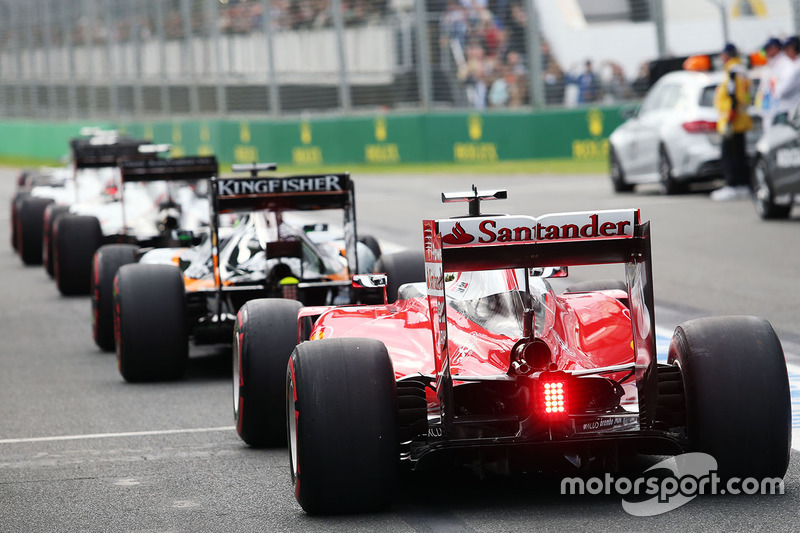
[235, 187, 791, 514]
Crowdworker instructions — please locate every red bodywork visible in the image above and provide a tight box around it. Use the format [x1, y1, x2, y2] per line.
[310, 288, 633, 380]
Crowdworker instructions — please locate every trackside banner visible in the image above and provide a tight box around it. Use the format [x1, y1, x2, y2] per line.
[438, 209, 638, 247]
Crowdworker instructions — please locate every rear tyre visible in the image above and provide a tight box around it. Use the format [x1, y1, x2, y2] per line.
[752, 157, 792, 219]
[43, 204, 71, 278]
[91, 244, 139, 352]
[659, 146, 685, 195]
[358, 234, 382, 259]
[668, 316, 790, 479]
[288, 338, 398, 514]
[610, 147, 634, 193]
[55, 215, 103, 296]
[10, 191, 30, 252]
[115, 264, 188, 382]
[233, 298, 302, 447]
[17, 197, 54, 265]
[375, 250, 426, 303]
[565, 279, 627, 293]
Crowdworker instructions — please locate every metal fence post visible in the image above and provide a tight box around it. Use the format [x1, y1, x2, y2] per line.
[210, 0, 227, 115]
[525, 0, 545, 109]
[62, 0, 78, 119]
[652, 0, 667, 58]
[85, 0, 98, 118]
[181, 0, 200, 114]
[105, 0, 120, 118]
[155, 0, 170, 116]
[262, 0, 280, 115]
[41, 0, 56, 118]
[331, 0, 352, 111]
[792, 0, 800, 37]
[12, 3, 24, 117]
[132, 0, 144, 118]
[414, 0, 433, 109]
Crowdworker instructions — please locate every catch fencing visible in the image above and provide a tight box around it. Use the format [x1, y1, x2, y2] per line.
[1, 0, 800, 120]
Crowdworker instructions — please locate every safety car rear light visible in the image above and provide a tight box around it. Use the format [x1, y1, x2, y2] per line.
[682, 120, 717, 134]
[542, 381, 568, 416]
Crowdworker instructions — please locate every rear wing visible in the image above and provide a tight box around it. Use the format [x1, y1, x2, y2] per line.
[422, 208, 658, 434]
[211, 173, 352, 213]
[208, 171, 359, 313]
[70, 138, 152, 169]
[118, 156, 218, 183]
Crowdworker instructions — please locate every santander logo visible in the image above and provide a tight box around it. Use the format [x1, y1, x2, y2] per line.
[442, 221, 475, 245]
[437, 209, 638, 247]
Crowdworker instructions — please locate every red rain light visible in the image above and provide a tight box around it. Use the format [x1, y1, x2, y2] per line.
[543, 381, 567, 416]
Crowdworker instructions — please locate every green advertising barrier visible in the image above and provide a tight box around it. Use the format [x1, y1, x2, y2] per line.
[0, 107, 625, 167]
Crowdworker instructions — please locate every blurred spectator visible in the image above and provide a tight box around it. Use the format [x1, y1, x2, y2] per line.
[602, 61, 632, 102]
[575, 59, 601, 103]
[631, 62, 650, 97]
[773, 36, 800, 125]
[439, 0, 468, 50]
[458, 40, 490, 108]
[488, 64, 511, 107]
[755, 37, 784, 132]
[711, 42, 753, 201]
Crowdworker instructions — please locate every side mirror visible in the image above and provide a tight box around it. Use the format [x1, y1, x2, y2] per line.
[530, 266, 568, 278]
[352, 273, 388, 304]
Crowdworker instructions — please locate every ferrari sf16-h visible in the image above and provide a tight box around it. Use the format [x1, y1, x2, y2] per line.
[236, 187, 791, 514]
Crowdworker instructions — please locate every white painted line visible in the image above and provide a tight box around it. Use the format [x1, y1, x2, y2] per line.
[0, 426, 236, 445]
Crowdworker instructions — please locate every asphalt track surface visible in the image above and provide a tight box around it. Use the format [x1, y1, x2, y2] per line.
[2, 166, 800, 532]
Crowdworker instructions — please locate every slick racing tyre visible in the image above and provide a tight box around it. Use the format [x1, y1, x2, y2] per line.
[115, 264, 188, 382]
[17, 197, 54, 265]
[358, 234, 382, 260]
[752, 157, 792, 220]
[91, 244, 139, 352]
[356, 234, 382, 274]
[668, 316, 790, 480]
[10, 191, 30, 252]
[43, 204, 71, 278]
[54, 215, 103, 296]
[233, 298, 303, 447]
[288, 338, 398, 514]
[659, 146, 685, 195]
[375, 250, 426, 304]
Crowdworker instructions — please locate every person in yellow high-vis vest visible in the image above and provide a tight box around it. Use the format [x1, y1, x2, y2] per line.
[712, 42, 753, 201]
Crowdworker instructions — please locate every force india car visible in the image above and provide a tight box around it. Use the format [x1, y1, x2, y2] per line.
[52, 144, 211, 297]
[113, 167, 407, 383]
[235, 187, 790, 514]
[751, 99, 800, 219]
[89, 156, 219, 352]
